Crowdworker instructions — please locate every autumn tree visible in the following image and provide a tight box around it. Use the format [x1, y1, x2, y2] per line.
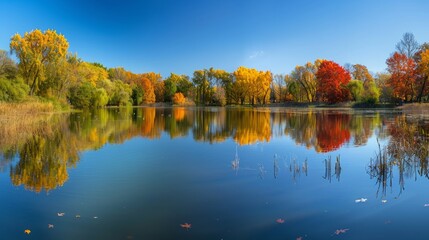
[386, 52, 417, 101]
[290, 61, 319, 102]
[138, 76, 156, 104]
[141, 72, 164, 101]
[271, 74, 287, 103]
[350, 64, 373, 86]
[416, 49, 429, 101]
[172, 92, 186, 104]
[209, 68, 232, 104]
[232, 66, 272, 105]
[375, 72, 393, 103]
[164, 73, 189, 102]
[316, 60, 351, 103]
[154, 81, 165, 102]
[10, 29, 69, 95]
[348, 64, 380, 103]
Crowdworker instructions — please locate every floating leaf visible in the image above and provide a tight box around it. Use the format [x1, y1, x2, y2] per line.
[24, 229, 31, 234]
[57, 212, 65, 217]
[355, 198, 367, 203]
[276, 218, 285, 224]
[180, 223, 192, 230]
[334, 229, 349, 235]
[48, 224, 54, 228]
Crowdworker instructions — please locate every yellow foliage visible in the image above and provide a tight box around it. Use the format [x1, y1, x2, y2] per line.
[10, 29, 69, 95]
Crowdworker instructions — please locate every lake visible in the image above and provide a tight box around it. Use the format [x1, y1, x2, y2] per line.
[0, 107, 428, 240]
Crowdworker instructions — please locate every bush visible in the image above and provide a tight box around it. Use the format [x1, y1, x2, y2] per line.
[0, 77, 29, 102]
[68, 83, 109, 109]
[172, 92, 186, 104]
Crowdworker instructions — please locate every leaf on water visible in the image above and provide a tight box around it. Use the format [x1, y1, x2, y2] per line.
[57, 212, 65, 217]
[276, 218, 285, 224]
[355, 198, 367, 203]
[48, 224, 54, 228]
[180, 223, 192, 230]
[334, 228, 349, 235]
[24, 229, 31, 234]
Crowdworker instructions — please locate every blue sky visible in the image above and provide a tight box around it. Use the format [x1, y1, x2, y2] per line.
[1, 0, 428, 77]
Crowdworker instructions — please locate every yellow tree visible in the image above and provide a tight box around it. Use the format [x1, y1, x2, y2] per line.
[233, 66, 272, 105]
[10, 29, 69, 95]
[417, 49, 429, 100]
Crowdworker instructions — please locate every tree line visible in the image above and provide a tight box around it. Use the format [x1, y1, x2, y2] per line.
[1, 29, 428, 109]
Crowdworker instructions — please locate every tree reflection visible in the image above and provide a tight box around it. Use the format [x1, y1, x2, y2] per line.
[316, 113, 351, 152]
[367, 116, 429, 197]
[0, 107, 394, 193]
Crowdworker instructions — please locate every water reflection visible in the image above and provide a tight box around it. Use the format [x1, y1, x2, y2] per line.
[0, 107, 426, 194]
[367, 116, 429, 197]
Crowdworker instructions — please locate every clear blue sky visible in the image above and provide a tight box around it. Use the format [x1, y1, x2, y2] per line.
[1, 0, 428, 77]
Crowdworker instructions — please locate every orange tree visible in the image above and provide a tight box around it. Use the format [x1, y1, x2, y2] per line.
[386, 52, 417, 101]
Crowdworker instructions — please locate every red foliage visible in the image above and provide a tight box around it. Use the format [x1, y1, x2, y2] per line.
[316, 113, 351, 152]
[316, 60, 351, 103]
[386, 52, 417, 101]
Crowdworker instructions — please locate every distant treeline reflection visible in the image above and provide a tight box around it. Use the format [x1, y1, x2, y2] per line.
[0, 107, 423, 193]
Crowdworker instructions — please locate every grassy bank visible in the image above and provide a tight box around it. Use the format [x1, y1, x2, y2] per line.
[400, 103, 429, 114]
[0, 101, 54, 115]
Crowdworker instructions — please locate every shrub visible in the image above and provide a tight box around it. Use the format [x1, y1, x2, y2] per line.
[172, 92, 186, 104]
[0, 77, 29, 102]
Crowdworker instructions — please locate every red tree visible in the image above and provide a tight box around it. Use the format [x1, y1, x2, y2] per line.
[316, 60, 351, 103]
[386, 52, 417, 101]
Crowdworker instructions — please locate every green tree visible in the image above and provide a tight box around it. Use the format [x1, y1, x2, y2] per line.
[131, 85, 143, 105]
[68, 82, 95, 108]
[347, 80, 364, 101]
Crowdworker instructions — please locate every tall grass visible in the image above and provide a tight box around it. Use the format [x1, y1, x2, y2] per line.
[0, 101, 54, 115]
[0, 100, 56, 150]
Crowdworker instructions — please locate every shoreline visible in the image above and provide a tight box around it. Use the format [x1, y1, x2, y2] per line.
[1, 101, 428, 116]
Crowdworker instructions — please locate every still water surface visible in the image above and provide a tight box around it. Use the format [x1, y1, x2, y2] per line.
[0, 107, 428, 240]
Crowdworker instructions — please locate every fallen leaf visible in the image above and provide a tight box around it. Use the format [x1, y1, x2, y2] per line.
[334, 228, 349, 235]
[180, 223, 192, 230]
[48, 224, 54, 228]
[57, 212, 65, 217]
[24, 229, 31, 234]
[355, 198, 367, 203]
[276, 218, 285, 224]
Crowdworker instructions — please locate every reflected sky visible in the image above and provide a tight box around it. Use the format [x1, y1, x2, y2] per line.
[0, 107, 428, 239]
